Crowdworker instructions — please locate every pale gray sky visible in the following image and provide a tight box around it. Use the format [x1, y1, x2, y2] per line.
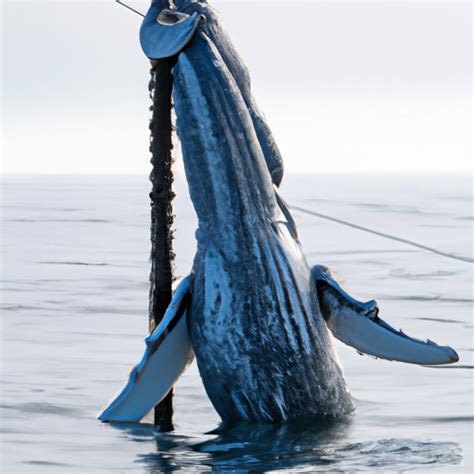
[2, 1, 472, 174]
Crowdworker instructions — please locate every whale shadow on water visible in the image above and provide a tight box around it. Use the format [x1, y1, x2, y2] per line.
[108, 416, 462, 472]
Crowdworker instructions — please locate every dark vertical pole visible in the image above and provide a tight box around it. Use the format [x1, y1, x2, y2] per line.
[148, 56, 176, 430]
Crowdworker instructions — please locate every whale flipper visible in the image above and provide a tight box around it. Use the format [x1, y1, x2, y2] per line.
[312, 266, 459, 366]
[98, 277, 194, 423]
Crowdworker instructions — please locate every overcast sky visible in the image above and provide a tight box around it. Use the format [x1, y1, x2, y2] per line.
[2, 1, 472, 174]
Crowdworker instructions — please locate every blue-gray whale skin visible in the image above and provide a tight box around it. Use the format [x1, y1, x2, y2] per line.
[96, 0, 458, 427]
[178, 0, 284, 187]
[171, 2, 354, 423]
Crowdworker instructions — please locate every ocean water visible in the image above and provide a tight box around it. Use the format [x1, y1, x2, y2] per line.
[1, 173, 472, 472]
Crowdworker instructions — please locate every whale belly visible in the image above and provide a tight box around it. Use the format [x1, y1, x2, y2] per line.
[189, 226, 354, 423]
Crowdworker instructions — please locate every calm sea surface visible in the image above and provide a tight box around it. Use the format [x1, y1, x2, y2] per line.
[1, 174, 472, 472]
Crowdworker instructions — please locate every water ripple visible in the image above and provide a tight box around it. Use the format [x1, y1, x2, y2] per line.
[130, 420, 463, 472]
[379, 295, 474, 303]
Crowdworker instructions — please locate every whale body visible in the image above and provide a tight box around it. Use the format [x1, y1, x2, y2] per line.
[98, 0, 458, 425]
[171, 10, 353, 423]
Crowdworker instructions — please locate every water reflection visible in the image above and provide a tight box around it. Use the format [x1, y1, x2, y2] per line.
[108, 416, 462, 473]
[119, 416, 352, 472]
[192, 416, 353, 472]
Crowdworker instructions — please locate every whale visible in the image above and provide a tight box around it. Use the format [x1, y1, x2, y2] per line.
[98, 0, 458, 425]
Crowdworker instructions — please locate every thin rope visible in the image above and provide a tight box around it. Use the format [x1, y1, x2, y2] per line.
[290, 205, 474, 264]
[115, 0, 145, 18]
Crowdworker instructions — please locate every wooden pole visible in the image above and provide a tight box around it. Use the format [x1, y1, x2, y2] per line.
[148, 56, 176, 430]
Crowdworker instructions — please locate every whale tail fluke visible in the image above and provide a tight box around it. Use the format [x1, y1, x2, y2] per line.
[312, 265, 459, 366]
[139, 4, 202, 60]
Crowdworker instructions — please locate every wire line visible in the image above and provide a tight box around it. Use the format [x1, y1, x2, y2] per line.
[115, 0, 145, 18]
[290, 205, 474, 264]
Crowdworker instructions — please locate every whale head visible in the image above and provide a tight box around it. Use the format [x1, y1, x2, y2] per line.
[172, 34, 280, 239]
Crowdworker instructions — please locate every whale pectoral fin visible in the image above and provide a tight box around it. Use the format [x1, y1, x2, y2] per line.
[311, 266, 459, 366]
[98, 277, 194, 423]
[140, 4, 202, 60]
